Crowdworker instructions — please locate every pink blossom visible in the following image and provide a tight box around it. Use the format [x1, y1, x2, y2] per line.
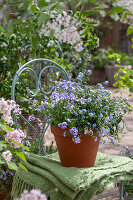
[17, 189, 47, 200]
[5, 129, 26, 148]
[0, 98, 21, 125]
[2, 150, 12, 162]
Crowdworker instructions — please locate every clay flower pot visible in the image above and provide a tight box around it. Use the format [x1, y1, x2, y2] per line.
[51, 125, 100, 168]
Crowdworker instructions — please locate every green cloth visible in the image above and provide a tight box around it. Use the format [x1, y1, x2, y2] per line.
[12, 152, 133, 200]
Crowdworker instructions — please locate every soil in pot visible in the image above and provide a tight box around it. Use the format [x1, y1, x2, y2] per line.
[51, 125, 100, 168]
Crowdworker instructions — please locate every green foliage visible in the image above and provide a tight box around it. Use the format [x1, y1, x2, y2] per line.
[108, 53, 121, 66]
[91, 48, 112, 70]
[114, 68, 133, 94]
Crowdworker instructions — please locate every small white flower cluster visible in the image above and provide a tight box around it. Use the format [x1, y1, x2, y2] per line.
[1, 56, 7, 62]
[118, 0, 133, 24]
[40, 11, 84, 52]
[2, 150, 12, 163]
[16, 189, 47, 200]
[0, 98, 21, 125]
[1, 42, 7, 48]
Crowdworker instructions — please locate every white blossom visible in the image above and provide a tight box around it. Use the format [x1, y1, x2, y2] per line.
[2, 150, 12, 163]
[40, 11, 84, 52]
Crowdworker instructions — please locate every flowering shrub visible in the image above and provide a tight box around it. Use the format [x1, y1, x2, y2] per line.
[29, 71, 132, 144]
[0, 98, 29, 171]
[17, 189, 47, 200]
[40, 11, 84, 52]
[39, 10, 99, 77]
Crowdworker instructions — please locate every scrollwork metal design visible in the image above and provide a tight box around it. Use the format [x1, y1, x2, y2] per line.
[11, 58, 70, 155]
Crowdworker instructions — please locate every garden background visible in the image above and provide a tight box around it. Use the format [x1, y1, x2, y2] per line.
[0, 0, 133, 199]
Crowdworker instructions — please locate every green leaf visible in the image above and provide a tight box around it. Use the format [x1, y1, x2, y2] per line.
[0, 141, 7, 151]
[29, 4, 36, 13]
[38, 0, 47, 7]
[0, 121, 13, 132]
[76, 0, 88, 7]
[98, 10, 106, 17]
[17, 163, 28, 172]
[0, 25, 3, 32]
[7, 22, 14, 37]
[112, 7, 125, 14]
[96, 4, 109, 10]
[83, 10, 97, 16]
[38, 12, 50, 27]
[109, 11, 119, 21]
[15, 151, 27, 162]
[13, 142, 30, 151]
[90, 0, 96, 3]
[0, 158, 5, 164]
[127, 25, 133, 36]
[129, 87, 133, 93]
[32, 34, 39, 49]
[8, 161, 18, 171]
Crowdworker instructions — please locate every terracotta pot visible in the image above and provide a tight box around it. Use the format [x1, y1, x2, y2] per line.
[51, 125, 99, 168]
[87, 65, 105, 85]
[0, 191, 6, 200]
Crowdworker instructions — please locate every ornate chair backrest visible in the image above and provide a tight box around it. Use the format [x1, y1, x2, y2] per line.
[11, 58, 69, 155]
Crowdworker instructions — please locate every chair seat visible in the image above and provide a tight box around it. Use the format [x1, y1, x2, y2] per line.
[12, 152, 133, 200]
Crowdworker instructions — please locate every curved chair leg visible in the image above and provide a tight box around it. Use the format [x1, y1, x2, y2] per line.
[120, 181, 124, 200]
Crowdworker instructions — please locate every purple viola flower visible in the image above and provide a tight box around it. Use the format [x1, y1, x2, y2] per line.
[110, 113, 113, 119]
[51, 91, 59, 99]
[88, 112, 95, 117]
[82, 109, 87, 112]
[38, 123, 43, 129]
[28, 98, 32, 104]
[79, 110, 83, 114]
[67, 103, 74, 111]
[37, 106, 42, 111]
[92, 123, 97, 128]
[104, 81, 109, 85]
[59, 81, 66, 87]
[87, 97, 92, 103]
[69, 85, 76, 92]
[87, 70, 92, 75]
[69, 93, 75, 100]
[70, 127, 78, 136]
[28, 115, 35, 121]
[33, 99, 38, 105]
[62, 84, 68, 91]
[58, 122, 67, 129]
[77, 72, 84, 80]
[79, 98, 86, 104]
[45, 116, 50, 122]
[59, 93, 67, 100]
[100, 113, 103, 118]
[72, 136, 81, 144]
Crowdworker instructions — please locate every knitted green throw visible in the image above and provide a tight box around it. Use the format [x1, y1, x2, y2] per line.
[12, 152, 133, 200]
